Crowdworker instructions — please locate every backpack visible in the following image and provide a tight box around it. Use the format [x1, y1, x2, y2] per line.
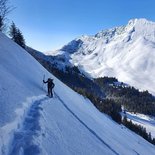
[48, 78, 55, 88]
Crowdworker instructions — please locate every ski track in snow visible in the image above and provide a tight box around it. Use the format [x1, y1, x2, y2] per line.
[133, 150, 141, 155]
[8, 96, 49, 155]
[8, 93, 120, 155]
[55, 93, 120, 155]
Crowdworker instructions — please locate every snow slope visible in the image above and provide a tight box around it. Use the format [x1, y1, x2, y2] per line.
[0, 32, 51, 154]
[50, 18, 155, 95]
[124, 112, 155, 138]
[0, 32, 155, 155]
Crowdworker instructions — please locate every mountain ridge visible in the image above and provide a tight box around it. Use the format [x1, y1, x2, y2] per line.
[47, 18, 155, 95]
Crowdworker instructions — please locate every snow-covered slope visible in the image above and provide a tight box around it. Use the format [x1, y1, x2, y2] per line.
[0, 32, 155, 155]
[123, 112, 155, 138]
[0, 32, 51, 154]
[50, 18, 155, 95]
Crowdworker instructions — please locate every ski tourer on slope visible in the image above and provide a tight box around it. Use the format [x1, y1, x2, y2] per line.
[43, 78, 55, 97]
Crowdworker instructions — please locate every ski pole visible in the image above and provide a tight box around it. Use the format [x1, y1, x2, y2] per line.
[42, 74, 45, 90]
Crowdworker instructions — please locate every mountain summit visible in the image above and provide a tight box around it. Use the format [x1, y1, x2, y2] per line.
[95, 18, 155, 42]
[50, 18, 155, 95]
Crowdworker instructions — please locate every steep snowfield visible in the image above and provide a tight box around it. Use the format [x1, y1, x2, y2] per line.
[0, 32, 155, 155]
[50, 18, 155, 95]
[0, 32, 51, 154]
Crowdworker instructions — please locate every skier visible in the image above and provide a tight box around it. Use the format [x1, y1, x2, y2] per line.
[43, 78, 55, 97]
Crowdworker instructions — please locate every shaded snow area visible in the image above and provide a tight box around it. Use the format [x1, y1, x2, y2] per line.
[124, 112, 155, 138]
[0, 32, 155, 155]
[50, 18, 155, 95]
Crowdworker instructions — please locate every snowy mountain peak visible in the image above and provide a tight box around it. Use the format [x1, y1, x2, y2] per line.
[60, 18, 155, 54]
[53, 18, 155, 95]
[128, 18, 153, 26]
[94, 26, 125, 39]
[127, 18, 155, 40]
[95, 18, 155, 42]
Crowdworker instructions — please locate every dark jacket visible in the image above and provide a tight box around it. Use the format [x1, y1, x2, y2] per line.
[43, 78, 55, 88]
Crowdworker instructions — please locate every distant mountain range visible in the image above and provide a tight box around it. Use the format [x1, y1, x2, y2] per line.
[47, 18, 155, 95]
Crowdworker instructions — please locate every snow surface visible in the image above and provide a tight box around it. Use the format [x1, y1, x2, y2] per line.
[50, 18, 155, 95]
[123, 112, 155, 138]
[0, 32, 155, 155]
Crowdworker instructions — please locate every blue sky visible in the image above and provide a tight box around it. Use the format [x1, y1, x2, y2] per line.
[9, 0, 155, 52]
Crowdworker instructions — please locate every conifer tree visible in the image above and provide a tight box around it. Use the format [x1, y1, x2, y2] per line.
[16, 28, 26, 48]
[9, 22, 26, 48]
[9, 22, 17, 40]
